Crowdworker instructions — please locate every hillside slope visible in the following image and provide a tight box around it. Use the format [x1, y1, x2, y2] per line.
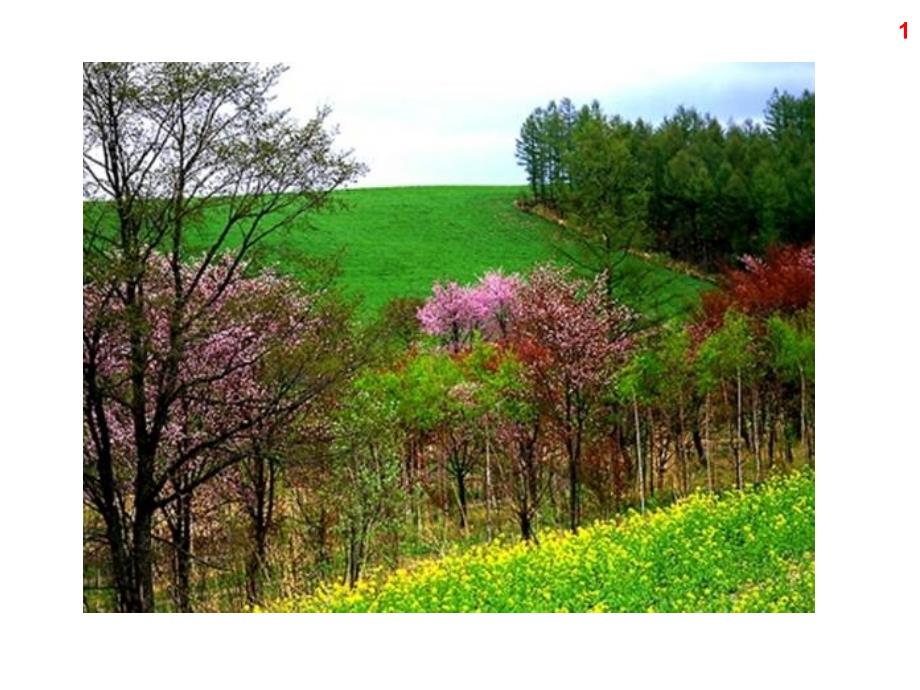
[189, 186, 709, 317]
[258, 471, 815, 613]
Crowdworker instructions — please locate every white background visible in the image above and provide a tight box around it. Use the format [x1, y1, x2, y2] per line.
[1, 0, 917, 687]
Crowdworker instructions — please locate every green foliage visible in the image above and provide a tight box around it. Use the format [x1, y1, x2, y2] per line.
[618, 324, 693, 407]
[617, 348, 660, 402]
[330, 370, 408, 580]
[563, 112, 650, 254]
[517, 92, 815, 267]
[657, 324, 695, 394]
[767, 310, 815, 384]
[257, 471, 815, 612]
[392, 351, 465, 432]
[696, 310, 755, 393]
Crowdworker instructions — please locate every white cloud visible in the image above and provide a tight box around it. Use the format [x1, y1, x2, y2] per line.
[275, 62, 814, 187]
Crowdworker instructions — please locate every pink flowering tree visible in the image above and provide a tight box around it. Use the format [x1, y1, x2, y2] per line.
[418, 265, 634, 533]
[508, 265, 634, 532]
[417, 281, 477, 352]
[84, 254, 353, 611]
[83, 63, 365, 611]
[475, 271, 522, 339]
[417, 271, 522, 350]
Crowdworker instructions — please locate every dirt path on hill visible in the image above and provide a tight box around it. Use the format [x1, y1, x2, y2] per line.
[513, 200, 717, 284]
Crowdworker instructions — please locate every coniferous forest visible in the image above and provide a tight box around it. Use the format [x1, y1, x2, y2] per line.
[515, 92, 814, 267]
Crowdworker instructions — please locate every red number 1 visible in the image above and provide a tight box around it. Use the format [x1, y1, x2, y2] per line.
[902, 22, 908, 38]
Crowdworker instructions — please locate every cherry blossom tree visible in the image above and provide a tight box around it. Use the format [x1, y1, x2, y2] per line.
[83, 255, 353, 611]
[417, 271, 522, 350]
[83, 62, 364, 612]
[509, 265, 634, 532]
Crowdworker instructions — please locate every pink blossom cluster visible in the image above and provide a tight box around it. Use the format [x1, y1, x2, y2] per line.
[417, 271, 522, 350]
[84, 254, 319, 485]
[509, 266, 635, 391]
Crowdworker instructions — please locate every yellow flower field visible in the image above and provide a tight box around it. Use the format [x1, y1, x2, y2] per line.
[257, 471, 814, 613]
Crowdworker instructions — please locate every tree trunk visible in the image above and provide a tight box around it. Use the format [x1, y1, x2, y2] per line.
[800, 366, 813, 465]
[705, 393, 713, 493]
[414, 439, 423, 533]
[633, 393, 646, 513]
[130, 502, 155, 612]
[768, 405, 777, 469]
[485, 430, 493, 541]
[567, 442, 579, 532]
[101, 509, 135, 613]
[785, 418, 795, 467]
[170, 487, 193, 612]
[246, 517, 270, 606]
[610, 431, 622, 514]
[735, 367, 744, 490]
[519, 510, 533, 541]
[692, 426, 706, 469]
[752, 384, 761, 483]
[246, 453, 277, 607]
[564, 405, 583, 534]
[346, 524, 366, 589]
[647, 408, 656, 500]
[456, 468, 469, 530]
[315, 506, 332, 579]
[678, 392, 689, 494]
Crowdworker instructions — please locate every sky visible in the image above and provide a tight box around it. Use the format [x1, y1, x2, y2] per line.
[276, 62, 815, 188]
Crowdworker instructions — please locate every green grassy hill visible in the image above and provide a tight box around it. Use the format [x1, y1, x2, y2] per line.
[257, 471, 815, 613]
[87, 186, 710, 319]
[294, 186, 572, 314]
[204, 186, 710, 318]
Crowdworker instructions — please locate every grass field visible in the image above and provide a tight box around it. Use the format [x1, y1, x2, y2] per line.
[257, 471, 815, 613]
[179, 185, 710, 319]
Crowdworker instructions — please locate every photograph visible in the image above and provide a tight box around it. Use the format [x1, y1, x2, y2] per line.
[82, 60, 815, 614]
[8, 0, 920, 685]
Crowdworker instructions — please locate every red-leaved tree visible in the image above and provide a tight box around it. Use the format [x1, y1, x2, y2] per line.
[694, 243, 815, 339]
